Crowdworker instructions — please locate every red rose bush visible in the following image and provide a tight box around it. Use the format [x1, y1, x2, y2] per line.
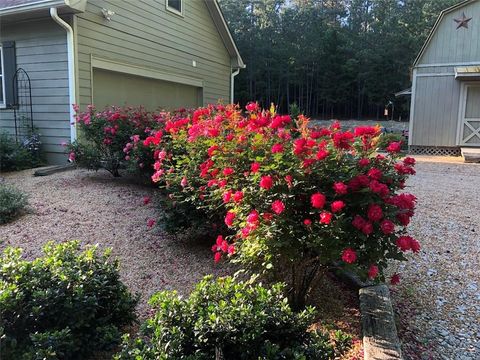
[142, 103, 418, 307]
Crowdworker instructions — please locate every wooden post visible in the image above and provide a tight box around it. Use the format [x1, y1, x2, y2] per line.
[359, 285, 403, 359]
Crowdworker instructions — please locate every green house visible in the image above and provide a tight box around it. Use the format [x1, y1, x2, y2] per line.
[0, 0, 244, 163]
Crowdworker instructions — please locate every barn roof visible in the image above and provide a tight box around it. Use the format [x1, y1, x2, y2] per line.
[413, 0, 479, 67]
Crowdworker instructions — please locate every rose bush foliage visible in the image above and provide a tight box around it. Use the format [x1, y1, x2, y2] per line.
[70, 103, 418, 306]
[69, 105, 160, 176]
[143, 103, 418, 305]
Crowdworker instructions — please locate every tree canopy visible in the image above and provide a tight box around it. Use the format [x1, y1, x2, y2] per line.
[219, 0, 464, 119]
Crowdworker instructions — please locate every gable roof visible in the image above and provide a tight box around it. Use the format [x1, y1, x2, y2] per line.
[413, 0, 478, 67]
[203, 0, 245, 68]
[0, 0, 86, 14]
[0, 0, 245, 69]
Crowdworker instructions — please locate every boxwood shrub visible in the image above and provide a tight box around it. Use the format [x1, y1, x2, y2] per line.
[115, 275, 350, 360]
[0, 241, 138, 360]
[0, 183, 28, 224]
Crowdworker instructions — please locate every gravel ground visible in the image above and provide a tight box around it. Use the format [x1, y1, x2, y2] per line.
[312, 119, 409, 132]
[0, 168, 229, 318]
[388, 156, 480, 360]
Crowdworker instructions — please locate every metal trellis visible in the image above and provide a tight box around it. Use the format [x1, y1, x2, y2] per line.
[12, 67, 34, 143]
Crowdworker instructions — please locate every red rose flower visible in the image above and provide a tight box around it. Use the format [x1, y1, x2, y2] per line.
[333, 182, 348, 195]
[223, 190, 232, 203]
[362, 222, 374, 235]
[316, 149, 329, 160]
[143, 196, 151, 205]
[319, 211, 333, 224]
[271, 143, 284, 153]
[367, 204, 383, 222]
[271, 200, 285, 215]
[352, 215, 366, 230]
[260, 175, 273, 190]
[311, 193, 326, 209]
[223, 167, 234, 176]
[358, 158, 370, 167]
[367, 168, 383, 180]
[380, 220, 395, 234]
[397, 213, 411, 226]
[303, 219, 312, 226]
[247, 210, 259, 224]
[410, 238, 421, 253]
[214, 252, 222, 263]
[246, 102, 258, 112]
[403, 156, 416, 166]
[233, 191, 244, 203]
[341, 248, 357, 264]
[331, 200, 345, 213]
[369, 180, 389, 197]
[396, 236, 412, 251]
[333, 131, 354, 150]
[368, 264, 379, 279]
[251, 162, 261, 173]
[390, 273, 400, 285]
[386, 141, 402, 153]
[224, 211, 236, 227]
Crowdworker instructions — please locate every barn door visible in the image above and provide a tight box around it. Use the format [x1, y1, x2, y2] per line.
[459, 85, 480, 146]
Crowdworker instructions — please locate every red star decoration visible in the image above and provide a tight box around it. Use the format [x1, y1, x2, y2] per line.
[454, 12, 472, 29]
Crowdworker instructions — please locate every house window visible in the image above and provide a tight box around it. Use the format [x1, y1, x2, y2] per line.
[166, 0, 182, 16]
[0, 46, 5, 108]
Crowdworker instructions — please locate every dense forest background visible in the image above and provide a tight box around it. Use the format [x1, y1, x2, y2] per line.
[218, 0, 464, 120]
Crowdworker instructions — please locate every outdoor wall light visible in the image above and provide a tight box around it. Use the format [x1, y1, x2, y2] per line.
[101, 8, 115, 21]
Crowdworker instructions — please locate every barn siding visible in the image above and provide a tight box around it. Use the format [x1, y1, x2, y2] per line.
[0, 18, 70, 164]
[75, 0, 232, 109]
[418, 1, 480, 66]
[411, 75, 461, 146]
[411, 0, 480, 148]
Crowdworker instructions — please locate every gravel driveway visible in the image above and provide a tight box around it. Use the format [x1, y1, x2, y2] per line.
[388, 156, 480, 360]
[0, 168, 229, 318]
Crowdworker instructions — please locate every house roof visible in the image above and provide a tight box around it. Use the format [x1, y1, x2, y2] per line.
[203, 0, 245, 68]
[0, 0, 85, 15]
[0, 0, 245, 69]
[413, 0, 478, 67]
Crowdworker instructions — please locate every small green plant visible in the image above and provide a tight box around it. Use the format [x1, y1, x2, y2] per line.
[115, 275, 349, 359]
[289, 102, 302, 121]
[0, 183, 28, 224]
[0, 241, 138, 360]
[0, 131, 42, 172]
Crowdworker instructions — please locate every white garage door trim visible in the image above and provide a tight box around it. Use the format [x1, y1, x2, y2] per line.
[91, 56, 204, 88]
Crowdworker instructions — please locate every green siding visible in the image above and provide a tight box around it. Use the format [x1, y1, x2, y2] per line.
[418, 1, 480, 65]
[76, 0, 232, 109]
[0, 18, 70, 164]
[411, 75, 461, 146]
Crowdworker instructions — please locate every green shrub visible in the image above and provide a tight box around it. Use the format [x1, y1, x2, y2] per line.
[0, 131, 42, 172]
[0, 241, 138, 360]
[0, 184, 28, 224]
[115, 276, 349, 360]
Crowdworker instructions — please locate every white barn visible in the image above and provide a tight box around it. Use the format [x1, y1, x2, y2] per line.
[409, 0, 480, 156]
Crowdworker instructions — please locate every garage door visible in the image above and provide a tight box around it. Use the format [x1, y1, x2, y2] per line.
[93, 69, 202, 110]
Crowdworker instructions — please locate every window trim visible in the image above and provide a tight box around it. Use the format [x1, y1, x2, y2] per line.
[0, 46, 5, 109]
[165, 0, 183, 17]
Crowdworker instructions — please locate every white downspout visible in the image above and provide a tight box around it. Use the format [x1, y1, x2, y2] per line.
[231, 68, 240, 103]
[50, 7, 77, 142]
